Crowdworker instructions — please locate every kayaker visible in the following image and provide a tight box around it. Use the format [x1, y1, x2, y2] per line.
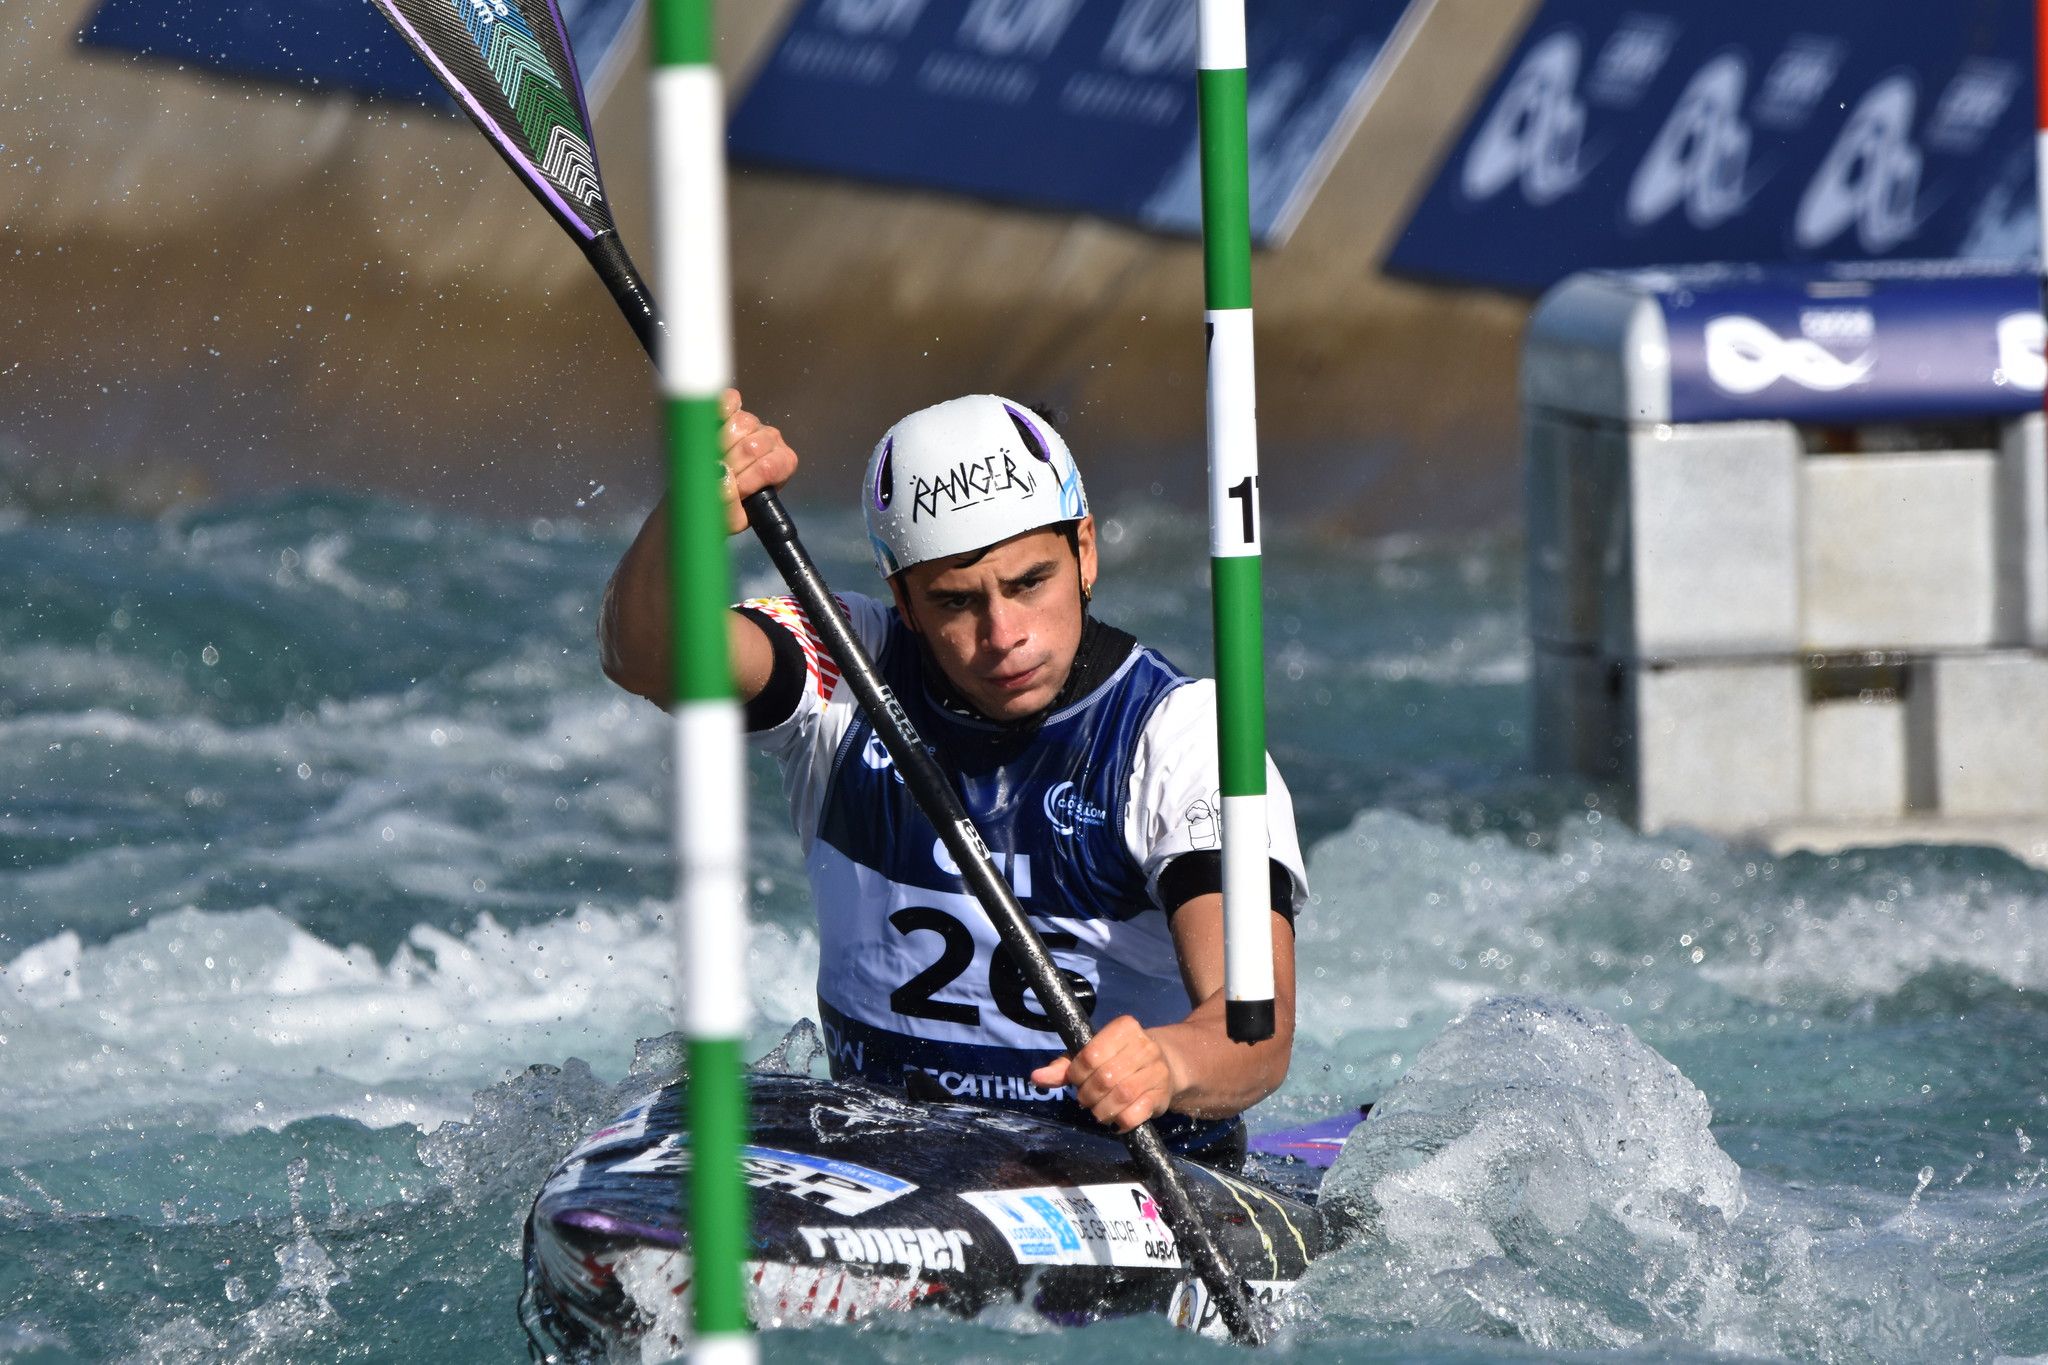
[600, 390, 1307, 1166]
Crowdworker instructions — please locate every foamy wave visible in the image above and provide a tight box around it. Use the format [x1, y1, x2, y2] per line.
[1298, 809, 2048, 1031]
[1312, 996, 2000, 1357]
[0, 903, 816, 1156]
[1701, 875, 2048, 1006]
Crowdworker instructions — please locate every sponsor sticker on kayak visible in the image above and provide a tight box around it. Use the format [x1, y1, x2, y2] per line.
[608, 1138, 916, 1217]
[958, 1182, 1181, 1269]
[797, 1225, 974, 1273]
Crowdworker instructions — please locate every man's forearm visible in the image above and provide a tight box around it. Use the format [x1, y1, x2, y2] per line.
[1152, 992, 1293, 1120]
[599, 392, 798, 707]
[599, 498, 674, 704]
[600, 495, 783, 708]
[1154, 896, 1296, 1118]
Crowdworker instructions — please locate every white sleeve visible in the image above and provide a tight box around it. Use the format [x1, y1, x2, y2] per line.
[1124, 680, 1309, 915]
[740, 589, 894, 851]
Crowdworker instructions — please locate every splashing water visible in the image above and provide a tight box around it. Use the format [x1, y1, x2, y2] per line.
[4, 494, 2048, 1362]
[1314, 996, 2005, 1359]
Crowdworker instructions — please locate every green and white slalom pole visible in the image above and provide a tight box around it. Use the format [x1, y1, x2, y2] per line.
[1197, 0, 1275, 1045]
[650, 2, 753, 1361]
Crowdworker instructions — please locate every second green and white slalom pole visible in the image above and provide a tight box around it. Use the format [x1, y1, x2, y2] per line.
[650, 3, 753, 1361]
[1197, 0, 1275, 1044]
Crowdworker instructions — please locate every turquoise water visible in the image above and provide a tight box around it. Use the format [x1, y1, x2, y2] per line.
[4, 492, 2047, 1362]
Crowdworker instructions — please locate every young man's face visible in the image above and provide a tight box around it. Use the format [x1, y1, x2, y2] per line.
[892, 519, 1098, 722]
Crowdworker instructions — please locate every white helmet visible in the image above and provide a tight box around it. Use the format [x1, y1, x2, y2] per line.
[863, 394, 1089, 578]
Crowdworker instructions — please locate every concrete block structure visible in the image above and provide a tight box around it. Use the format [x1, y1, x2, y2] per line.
[1805, 694, 1909, 821]
[1525, 263, 2048, 863]
[1998, 418, 2048, 646]
[1526, 418, 1804, 659]
[1623, 660, 1805, 833]
[1907, 653, 2048, 817]
[1801, 453, 2000, 651]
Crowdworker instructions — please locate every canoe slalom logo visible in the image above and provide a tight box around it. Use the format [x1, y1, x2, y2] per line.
[1794, 75, 1922, 253]
[1625, 53, 1753, 229]
[1459, 31, 1589, 206]
[1043, 781, 1107, 836]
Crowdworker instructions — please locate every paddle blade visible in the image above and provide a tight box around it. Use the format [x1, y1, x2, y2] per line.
[367, 0, 613, 241]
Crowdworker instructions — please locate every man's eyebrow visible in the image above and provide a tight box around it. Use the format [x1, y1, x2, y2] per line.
[1000, 559, 1059, 588]
[920, 558, 1060, 601]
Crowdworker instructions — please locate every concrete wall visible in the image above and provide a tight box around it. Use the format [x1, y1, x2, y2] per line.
[2, 0, 1536, 525]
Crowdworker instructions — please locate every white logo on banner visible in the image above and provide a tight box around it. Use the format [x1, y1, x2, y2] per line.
[1460, 31, 1588, 205]
[1753, 37, 1841, 129]
[958, 0, 1081, 59]
[821, 0, 928, 38]
[1958, 178, 2040, 261]
[1996, 312, 2046, 392]
[1794, 75, 1923, 252]
[1925, 58, 2019, 153]
[1585, 18, 1675, 106]
[1704, 315, 1875, 395]
[1626, 54, 1752, 228]
[1799, 307, 1874, 343]
[1101, 0, 1195, 76]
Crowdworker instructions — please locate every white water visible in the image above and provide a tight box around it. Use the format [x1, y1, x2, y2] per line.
[7, 499, 2048, 1362]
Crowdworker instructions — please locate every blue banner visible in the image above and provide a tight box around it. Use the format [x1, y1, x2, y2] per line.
[1387, 0, 2037, 293]
[727, 0, 1429, 244]
[78, 0, 640, 111]
[1644, 262, 2044, 424]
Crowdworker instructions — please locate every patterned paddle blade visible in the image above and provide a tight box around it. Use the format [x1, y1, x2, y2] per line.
[368, 0, 613, 241]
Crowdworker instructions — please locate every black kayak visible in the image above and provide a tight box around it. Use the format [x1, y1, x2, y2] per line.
[520, 1074, 1354, 1357]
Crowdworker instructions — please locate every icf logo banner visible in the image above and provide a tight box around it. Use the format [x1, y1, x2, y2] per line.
[1385, 0, 2038, 292]
[728, 0, 1430, 245]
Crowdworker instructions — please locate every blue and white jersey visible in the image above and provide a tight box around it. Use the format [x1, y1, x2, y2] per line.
[744, 592, 1308, 1137]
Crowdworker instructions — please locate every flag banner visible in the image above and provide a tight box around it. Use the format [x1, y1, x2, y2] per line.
[1387, 0, 2037, 293]
[79, 0, 641, 110]
[727, 0, 1428, 245]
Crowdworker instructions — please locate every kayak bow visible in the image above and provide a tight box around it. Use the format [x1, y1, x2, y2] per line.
[521, 1074, 1355, 1357]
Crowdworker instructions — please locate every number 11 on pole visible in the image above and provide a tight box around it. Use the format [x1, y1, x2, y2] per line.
[1198, 0, 1275, 1044]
